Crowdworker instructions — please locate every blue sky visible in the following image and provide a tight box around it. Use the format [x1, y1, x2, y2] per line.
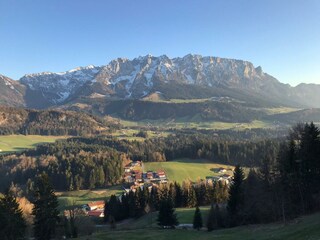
[0, 0, 319, 86]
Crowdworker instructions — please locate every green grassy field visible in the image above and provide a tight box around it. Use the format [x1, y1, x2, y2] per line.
[144, 158, 235, 183]
[56, 186, 122, 211]
[120, 118, 275, 130]
[80, 211, 320, 240]
[0, 135, 66, 154]
[262, 107, 300, 115]
[117, 206, 211, 230]
[109, 129, 170, 141]
[143, 97, 212, 104]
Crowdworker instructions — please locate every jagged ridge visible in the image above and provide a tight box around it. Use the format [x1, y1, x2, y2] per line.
[1, 54, 320, 109]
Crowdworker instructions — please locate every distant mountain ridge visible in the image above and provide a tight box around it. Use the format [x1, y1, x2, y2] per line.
[1, 54, 320, 109]
[0, 74, 25, 106]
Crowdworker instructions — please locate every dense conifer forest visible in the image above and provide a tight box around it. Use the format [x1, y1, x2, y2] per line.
[0, 133, 280, 191]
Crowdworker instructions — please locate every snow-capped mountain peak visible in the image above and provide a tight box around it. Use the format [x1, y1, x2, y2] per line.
[20, 65, 102, 103]
[17, 54, 277, 106]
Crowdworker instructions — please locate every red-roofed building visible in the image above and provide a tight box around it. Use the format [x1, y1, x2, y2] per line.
[147, 171, 153, 179]
[157, 170, 166, 178]
[86, 201, 105, 211]
[88, 210, 104, 218]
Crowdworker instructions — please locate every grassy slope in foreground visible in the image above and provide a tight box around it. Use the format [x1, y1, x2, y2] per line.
[0, 135, 65, 154]
[81, 211, 320, 240]
[144, 158, 234, 183]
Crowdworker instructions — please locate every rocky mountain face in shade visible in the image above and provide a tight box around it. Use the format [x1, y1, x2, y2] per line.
[0, 74, 25, 107]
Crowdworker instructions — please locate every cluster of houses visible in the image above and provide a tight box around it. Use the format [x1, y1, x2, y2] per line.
[123, 161, 168, 185]
[66, 161, 167, 219]
[205, 167, 233, 185]
[64, 166, 234, 219]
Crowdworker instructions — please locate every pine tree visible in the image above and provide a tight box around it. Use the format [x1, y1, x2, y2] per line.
[0, 190, 26, 240]
[105, 195, 119, 221]
[187, 185, 197, 208]
[128, 190, 137, 218]
[134, 188, 144, 217]
[206, 204, 215, 232]
[150, 186, 159, 210]
[88, 169, 96, 189]
[215, 204, 224, 228]
[96, 166, 105, 187]
[32, 173, 60, 240]
[227, 165, 244, 226]
[174, 182, 183, 208]
[193, 206, 203, 230]
[169, 183, 176, 206]
[157, 199, 179, 228]
[196, 183, 206, 206]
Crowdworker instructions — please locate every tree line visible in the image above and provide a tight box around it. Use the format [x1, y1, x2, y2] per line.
[0, 141, 128, 191]
[67, 133, 280, 166]
[205, 122, 320, 230]
[0, 173, 60, 240]
[104, 180, 229, 222]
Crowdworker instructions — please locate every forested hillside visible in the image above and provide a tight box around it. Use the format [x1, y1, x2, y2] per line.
[0, 106, 117, 136]
[101, 100, 265, 122]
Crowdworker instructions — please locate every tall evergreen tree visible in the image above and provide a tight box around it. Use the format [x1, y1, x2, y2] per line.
[227, 165, 244, 226]
[105, 195, 119, 221]
[187, 185, 197, 208]
[150, 186, 159, 210]
[174, 182, 183, 208]
[0, 190, 26, 240]
[128, 190, 137, 218]
[157, 199, 179, 227]
[193, 206, 203, 230]
[214, 204, 224, 228]
[32, 173, 60, 240]
[206, 204, 215, 232]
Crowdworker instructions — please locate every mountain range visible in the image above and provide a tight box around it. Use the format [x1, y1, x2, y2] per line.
[1, 54, 320, 111]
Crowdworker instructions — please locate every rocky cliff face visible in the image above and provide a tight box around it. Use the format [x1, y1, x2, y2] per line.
[17, 54, 275, 104]
[0, 54, 319, 108]
[20, 65, 102, 105]
[91, 54, 272, 98]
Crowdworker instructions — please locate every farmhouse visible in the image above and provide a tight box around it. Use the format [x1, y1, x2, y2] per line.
[220, 174, 232, 184]
[221, 174, 232, 180]
[157, 170, 166, 179]
[206, 173, 233, 184]
[206, 176, 222, 184]
[87, 210, 104, 218]
[83, 201, 105, 211]
[218, 167, 227, 173]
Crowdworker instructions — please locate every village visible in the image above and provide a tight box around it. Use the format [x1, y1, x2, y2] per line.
[76, 161, 233, 219]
